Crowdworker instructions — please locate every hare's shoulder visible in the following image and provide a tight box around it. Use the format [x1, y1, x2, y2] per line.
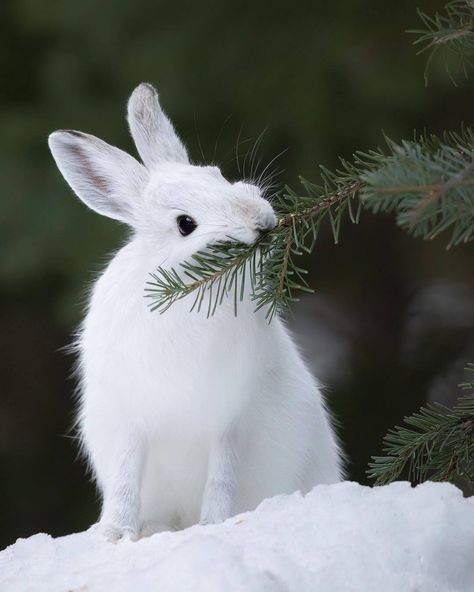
[88, 241, 148, 301]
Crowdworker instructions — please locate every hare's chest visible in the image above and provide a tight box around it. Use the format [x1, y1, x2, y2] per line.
[82, 290, 256, 432]
[141, 311, 255, 427]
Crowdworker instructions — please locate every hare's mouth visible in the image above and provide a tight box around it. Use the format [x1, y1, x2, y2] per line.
[222, 227, 260, 246]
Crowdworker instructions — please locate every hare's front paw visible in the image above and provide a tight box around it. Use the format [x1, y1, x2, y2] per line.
[93, 521, 139, 543]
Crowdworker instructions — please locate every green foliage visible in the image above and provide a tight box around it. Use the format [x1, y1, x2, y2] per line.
[361, 129, 474, 247]
[410, 0, 474, 83]
[146, 129, 474, 318]
[368, 365, 474, 485]
[146, 240, 266, 316]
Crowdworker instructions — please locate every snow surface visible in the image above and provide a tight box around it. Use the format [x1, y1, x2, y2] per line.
[1, 481, 473, 592]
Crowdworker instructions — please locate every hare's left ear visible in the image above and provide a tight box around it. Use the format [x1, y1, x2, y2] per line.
[48, 130, 148, 224]
[127, 83, 189, 168]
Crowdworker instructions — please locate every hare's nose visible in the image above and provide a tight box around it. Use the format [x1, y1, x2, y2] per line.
[255, 211, 277, 233]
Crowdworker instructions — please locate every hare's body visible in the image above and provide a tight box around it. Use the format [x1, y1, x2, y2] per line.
[49, 83, 342, 540]
[80, 236, 340, 531]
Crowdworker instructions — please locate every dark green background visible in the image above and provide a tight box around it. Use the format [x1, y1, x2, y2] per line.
[1, 0, 473, 548]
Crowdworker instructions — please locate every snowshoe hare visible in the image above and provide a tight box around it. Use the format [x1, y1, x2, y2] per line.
[48, 83, 343, 541]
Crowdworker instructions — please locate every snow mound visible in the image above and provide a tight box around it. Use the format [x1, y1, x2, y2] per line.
[1, 481, 473, 592]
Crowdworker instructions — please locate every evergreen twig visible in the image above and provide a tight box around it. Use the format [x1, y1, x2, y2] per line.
[367, 365, 474, 485]
[408, 0, 474, 83]
[146, 129, 474, 318]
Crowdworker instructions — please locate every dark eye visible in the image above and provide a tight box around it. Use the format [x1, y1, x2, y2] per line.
[177, 215, 197, 236]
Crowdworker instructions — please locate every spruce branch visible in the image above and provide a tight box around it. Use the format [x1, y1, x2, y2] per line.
[367, 364, 474, 485]
[409, 0, 474, 83]
[146, 129, 474, 318]
[360, 130, 474, 246]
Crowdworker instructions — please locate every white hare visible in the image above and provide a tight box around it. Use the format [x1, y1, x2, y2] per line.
[48, 83, 343, 541]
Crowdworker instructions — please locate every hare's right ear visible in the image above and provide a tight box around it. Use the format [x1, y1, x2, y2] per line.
[48, 130, 148, 224]
[127, 83, 189, 168]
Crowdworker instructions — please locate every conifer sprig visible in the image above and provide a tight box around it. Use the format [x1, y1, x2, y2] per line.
[368, 365, 474, 485]
[361, 130, 474, 246]
[409, 0, 474, 83]
[146, 129, 474, 318]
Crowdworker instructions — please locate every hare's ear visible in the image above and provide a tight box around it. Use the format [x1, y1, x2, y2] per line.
[48, 130, 148, 224]
[127, 83, 189, 168]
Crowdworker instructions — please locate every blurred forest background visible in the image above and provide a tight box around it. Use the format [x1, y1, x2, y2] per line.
[1, 0, 473, 548]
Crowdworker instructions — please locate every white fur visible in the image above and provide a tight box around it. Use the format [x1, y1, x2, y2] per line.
[48, 83, 343, 541]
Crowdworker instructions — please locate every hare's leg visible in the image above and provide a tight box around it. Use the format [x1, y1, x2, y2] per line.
[200, 425, 240, 525]
[97, 432, 146, 542]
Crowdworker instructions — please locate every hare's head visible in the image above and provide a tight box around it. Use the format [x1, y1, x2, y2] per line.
[49, 83, 276, 260]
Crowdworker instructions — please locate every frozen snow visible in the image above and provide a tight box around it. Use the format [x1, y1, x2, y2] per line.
[1, 481, 473, 592]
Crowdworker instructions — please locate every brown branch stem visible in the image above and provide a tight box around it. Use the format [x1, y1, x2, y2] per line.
[277, 180, 363, 227]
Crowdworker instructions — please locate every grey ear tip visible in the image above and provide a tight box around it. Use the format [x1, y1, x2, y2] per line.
[130, 82, 159, 103]
[49, 129, 84, 143]
[140, 82, 159, 94]
[141, 82, 158, 93]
